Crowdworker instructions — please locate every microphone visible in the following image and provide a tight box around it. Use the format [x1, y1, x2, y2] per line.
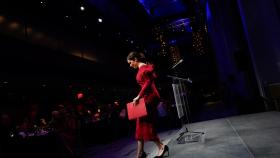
[171, 59, 183, 69]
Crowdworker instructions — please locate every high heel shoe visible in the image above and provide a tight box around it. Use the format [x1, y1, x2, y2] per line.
[139, 151, 147, 158]
[154, 145, 169, 158]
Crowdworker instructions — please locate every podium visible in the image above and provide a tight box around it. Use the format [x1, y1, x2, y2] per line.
[168, 75, 205, 144]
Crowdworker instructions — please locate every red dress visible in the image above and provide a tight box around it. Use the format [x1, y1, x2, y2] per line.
[135, 64, 160, 141]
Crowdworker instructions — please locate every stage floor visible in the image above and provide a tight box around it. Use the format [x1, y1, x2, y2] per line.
[83, 111, 280, 158]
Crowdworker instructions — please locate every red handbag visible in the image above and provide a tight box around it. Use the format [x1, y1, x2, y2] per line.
[126, 98, 147, 120]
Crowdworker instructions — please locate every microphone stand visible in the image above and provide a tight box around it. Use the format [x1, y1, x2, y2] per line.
[168, 68, 205, 144]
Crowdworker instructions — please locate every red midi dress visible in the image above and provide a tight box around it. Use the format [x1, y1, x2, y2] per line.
[135, 64, 160, 141]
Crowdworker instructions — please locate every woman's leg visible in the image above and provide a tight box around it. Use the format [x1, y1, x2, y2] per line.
[153, 139, 164, 156]
[136, 139, 144, 158]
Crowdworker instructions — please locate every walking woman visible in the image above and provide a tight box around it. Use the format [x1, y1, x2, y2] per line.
[127, 51, 169, 158]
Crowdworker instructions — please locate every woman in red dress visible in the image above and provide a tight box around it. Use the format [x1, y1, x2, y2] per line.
[127, 51, 169, 158]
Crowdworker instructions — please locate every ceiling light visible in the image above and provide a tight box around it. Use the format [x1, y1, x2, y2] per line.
[40, 1, 47, 8]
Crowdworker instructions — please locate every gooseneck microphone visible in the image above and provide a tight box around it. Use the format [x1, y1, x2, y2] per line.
[171, 59, 184, 69]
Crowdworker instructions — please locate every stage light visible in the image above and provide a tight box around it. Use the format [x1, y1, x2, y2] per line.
[40, 1, 47, 8]
[80, 6, 85, 11]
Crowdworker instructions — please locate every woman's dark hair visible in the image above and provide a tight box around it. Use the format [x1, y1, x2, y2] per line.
[127, 51, 146, 63]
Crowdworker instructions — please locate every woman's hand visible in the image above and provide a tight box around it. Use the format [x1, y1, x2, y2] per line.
[133, 95, 140, 106]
